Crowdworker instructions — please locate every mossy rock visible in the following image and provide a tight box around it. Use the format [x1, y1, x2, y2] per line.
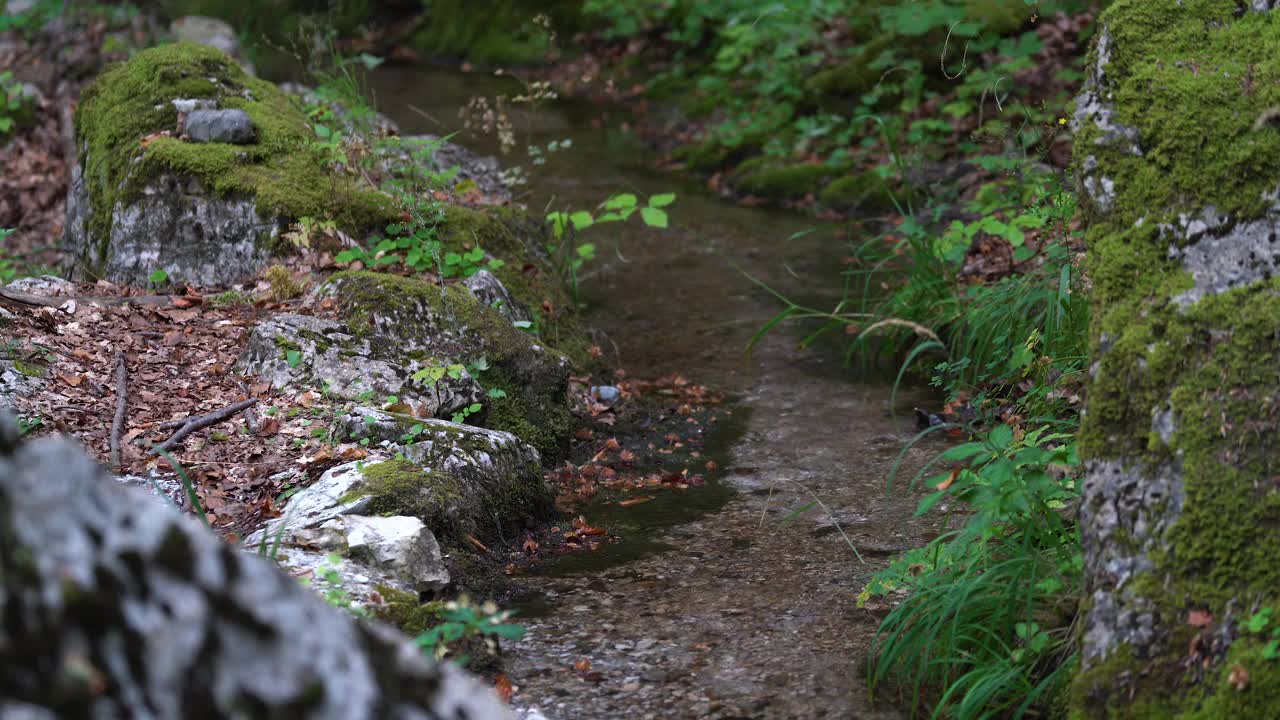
[803, 35, 896, 104]
[64, 42, 394, 286]
[321, 271, 573, 461]
[1070, 1, 1280, 716]
[819, 171, 898, 213]
[965, 0, 1030, 37]
[731, 161, 835, 201]
[350, 452, 553, 543]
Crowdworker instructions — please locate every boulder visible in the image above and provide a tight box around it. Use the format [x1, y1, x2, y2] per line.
[251, 416, 551, 544]
[0, 427, 510, 718]
[63, 43, 392, 287]
[170, 15, 255, 75]
[1070, 2, 1280, 715]
[317, 272, 572, 459]
[236, 313, 486, 421]
[378, 135, 512, 203]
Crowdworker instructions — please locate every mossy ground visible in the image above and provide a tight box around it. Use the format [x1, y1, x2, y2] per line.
[1072, 1, 1280, 715]
[74, 42, 393, 268]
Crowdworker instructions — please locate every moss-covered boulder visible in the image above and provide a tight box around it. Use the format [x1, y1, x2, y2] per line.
[237, 313, 488, 421]
[320, 271, 572, 460]
[1070, 2, 1280, 716]
[819, 171, 897, 213]
[731, 160, 838, 201]
[63, 42, 393, 287]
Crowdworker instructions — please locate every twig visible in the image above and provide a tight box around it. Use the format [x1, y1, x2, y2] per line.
[152, 398, 258, 454]
[110, 351, 127, 472]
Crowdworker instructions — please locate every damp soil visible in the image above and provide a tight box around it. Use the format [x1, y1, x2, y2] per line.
[370, 66, 944, 719]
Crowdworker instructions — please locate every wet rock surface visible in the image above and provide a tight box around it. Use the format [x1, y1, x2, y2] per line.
[183, 108, 256, 144]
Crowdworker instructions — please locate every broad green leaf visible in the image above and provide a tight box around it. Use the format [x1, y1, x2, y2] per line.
[640, 207, 668, 228]
[648, 193, 676, 208]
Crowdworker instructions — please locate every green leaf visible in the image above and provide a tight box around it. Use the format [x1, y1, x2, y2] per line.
[148, 268, 169, 285]
[914, 490, 948, 517]
[286, 350, 302, 368]
[604, 193, 637, 210]
[989, 424, 1015, 451]
[640, 207, 668, 228]
[487, 388, 508, 399]
[648, 193, 676, 208]
[569, 211, 594, 230]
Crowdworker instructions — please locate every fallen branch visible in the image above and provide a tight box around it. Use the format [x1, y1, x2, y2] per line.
[152, 398, 258, 454]
[110, 352, 127, 472]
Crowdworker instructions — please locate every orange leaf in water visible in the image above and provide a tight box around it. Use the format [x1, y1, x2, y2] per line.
[522, 537, 539, 555]
[494, 674, 514, 704]
[619, 496, 653, 507]
[574, 658, 592, 673]
[465, 534, 489, 553]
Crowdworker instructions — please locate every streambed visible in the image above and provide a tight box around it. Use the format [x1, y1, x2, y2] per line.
[370, 66, 942, 718]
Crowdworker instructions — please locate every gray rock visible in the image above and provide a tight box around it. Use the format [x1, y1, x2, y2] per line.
[466, 270, 533, 324]
[379, 135, 511, 202]
[184, 108, 257, 144]
[254, 415, 551, 542]
[0, 431, 511, 718]
[590, 385, 621, 405]
[3, 275, 75, 297]
[0, 359, 41, 411]
[170, 16, 255, 75]
[64, 167, 280, 288]
[236, 313, 486, 421]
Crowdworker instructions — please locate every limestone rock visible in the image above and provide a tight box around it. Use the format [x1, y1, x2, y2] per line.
[3, 275, 76, 297]
[63, 43, 391, 287]
[253, 418, 550, 543]
[465, 270, 532, 324]
[236, 313, 486, 421]
[0, 430, 510, 718]
[170, 15, 255, 75]
[319, 272, 572, 459]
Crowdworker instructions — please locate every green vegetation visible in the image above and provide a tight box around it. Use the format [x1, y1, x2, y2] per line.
[587, 0, 1094, 207]
[546, 192, 675, 301]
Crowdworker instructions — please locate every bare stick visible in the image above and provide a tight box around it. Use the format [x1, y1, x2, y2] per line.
[110, 352, 127, 472]
[152, 398, 258, 454]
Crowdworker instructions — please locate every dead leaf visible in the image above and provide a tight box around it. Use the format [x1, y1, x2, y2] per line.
[58, 373, 82, 387]
[465, 534, 489, 553]
[494, 674, 514, 704]
[936, 468, 960, 491]
[619, 496, 653, 507]
[1228, 663, 1249, 691]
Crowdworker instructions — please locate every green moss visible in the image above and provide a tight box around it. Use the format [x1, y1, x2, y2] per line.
[732, 161, 833, 200]
[10, 359, 46, 378]
[1071, 2, 1280, 716]
[347, 458, 464, 521]
[323, 271, 573, 460]
[73, 42, 393, 269]
[804, 35, 895, 101]
[819, 171, 897, 212]
[372, 584, 446, 635]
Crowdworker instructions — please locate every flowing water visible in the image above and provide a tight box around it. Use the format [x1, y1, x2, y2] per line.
[370, 66, 942, 719]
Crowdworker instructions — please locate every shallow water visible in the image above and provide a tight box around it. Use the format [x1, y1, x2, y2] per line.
[370, 66, 941, 718]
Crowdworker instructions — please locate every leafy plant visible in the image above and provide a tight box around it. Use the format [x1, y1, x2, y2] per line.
[864, 422, 1083, 718]
[147, 268, 169, 287]
[546, 192, 675, 299]
[413, 595, 525, 665]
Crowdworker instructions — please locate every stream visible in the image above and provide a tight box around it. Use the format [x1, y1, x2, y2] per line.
[369, 66, 942, 719]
